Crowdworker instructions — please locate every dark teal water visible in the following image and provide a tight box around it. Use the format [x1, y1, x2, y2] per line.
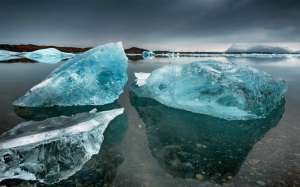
[0, 56, 299, 186]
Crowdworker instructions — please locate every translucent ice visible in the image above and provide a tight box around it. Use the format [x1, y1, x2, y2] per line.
[13, 42, 128, 107]
[0, 108, 124, 184]
[22, 48, 74, 64]
[0, 50, 21, 61]
[133, 61, 287, 120]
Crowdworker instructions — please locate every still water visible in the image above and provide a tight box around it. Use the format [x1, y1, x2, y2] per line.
[0, 56, 299, 187]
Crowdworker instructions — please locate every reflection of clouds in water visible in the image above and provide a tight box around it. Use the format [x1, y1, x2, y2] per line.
[140, 57, 230, 65]
[260, 57, 300, 67]
[140, 56, 300, 67]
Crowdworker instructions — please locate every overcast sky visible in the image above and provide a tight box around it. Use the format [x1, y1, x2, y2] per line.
[0, 0, 299, 51]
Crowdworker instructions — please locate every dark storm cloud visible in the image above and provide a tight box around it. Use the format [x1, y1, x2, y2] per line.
[0, 0, 299, 49]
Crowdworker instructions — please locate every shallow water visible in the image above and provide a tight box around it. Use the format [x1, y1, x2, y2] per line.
[0, 56, 299, 186]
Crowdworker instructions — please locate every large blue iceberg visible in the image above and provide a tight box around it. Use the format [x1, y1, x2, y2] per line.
[22, 48, 75, 64]
[0, 50, 22, 61]
[133, 61, 287, 120]
[13, 42, 128, 107]
[0, 108, 124, 184]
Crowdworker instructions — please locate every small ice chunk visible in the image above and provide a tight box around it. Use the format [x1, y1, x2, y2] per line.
[0, 108, 124, 184]
[142, 51, 155, 59]
[134, 72, 151, 87]
[89, 108, 98, 114]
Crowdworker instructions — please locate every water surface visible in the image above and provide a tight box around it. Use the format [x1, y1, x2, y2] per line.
[0, 56, 299, 186]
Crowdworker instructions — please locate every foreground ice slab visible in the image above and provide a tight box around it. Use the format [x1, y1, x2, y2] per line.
[0, 108, 124, 184]
[14, 42, 128, 107]
[0, 50, 21, 61]
[133, 61, 287, 120]
[22, 48, 74, 64]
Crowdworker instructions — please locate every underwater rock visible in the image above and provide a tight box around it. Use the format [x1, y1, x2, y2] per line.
[0, 108, 124, 184]
[22, 48, 74, 64]
[13, 42, 128, 107]
[133, 61, 287, 120]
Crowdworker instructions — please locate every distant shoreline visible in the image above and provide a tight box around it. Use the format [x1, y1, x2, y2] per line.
[1, 44, 299, 55]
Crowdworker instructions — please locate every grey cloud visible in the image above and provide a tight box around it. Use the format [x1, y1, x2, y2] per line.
[0, 0, 299, 48]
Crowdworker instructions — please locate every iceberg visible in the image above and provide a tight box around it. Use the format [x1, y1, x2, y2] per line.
[13, 42, 128, 107]
[0, 108, 124, 184]
[226, 44, 292, 54]
[142, 51, 155, 59]
[0, 50, 22, 61]
[133, 61, 287, 120]
[22, 48, 74, 64]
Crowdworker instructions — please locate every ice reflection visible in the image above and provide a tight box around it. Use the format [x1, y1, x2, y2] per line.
[130, 92, 285, 183]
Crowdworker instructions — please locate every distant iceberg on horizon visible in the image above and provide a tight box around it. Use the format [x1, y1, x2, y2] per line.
[142, 51, 155, 59]
[226, 44, 295, 54]
[0, 108, 124, 184]
[133, 61, 287, 120]
[0, 50, 22, 61]
[22, 48, 75, 64]
[13, 42, 128, 107]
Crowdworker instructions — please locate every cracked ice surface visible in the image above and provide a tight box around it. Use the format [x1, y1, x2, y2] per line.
[13, 42, 128, 107]
[133, 61, 287, 120]
[0, 108, 124, 184]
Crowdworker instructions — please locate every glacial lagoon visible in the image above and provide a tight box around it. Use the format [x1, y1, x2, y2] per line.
[0, 56, 299, 186]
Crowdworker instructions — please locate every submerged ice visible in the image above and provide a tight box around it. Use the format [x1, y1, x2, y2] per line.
[13, 42, 128, 107]
[22, 48, 74, 64]
[133, 61, 287, 120]
[130, 92, 284, 182]
[0, 108, 124, 184]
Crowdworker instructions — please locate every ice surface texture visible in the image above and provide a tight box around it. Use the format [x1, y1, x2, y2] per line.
[0, 108, 124, 184]
[133, 61, 287, 120]
[0, 50, 21, 61]
[22, 48, 74, 64]
[13, 42, 128, 107]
